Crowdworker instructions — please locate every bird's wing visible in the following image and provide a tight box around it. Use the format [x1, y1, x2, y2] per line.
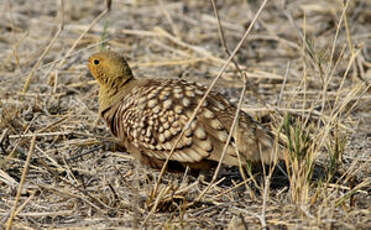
[206, 91, 276, 163]
[109, 80, 217, 163]
[106, 79, 276, 165]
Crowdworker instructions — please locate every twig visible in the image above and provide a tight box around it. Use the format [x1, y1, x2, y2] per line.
[277, 61, 290, 106]
[66, 146, 103, 162]
[158, 0, 180, 38]
[210, 0, 243, 75]
[8, 131, 72, 139]
[210, 0, 263, 105]
[13, 191, 37, 218]
[211, 0, 254, 189]
[22, 0, 64, 93]
[212, 177, 253, 199]
[231, 206, 268, 229]
[5, 136, 36, 230]
[151, 0, 269, 205]
[319, 0, 351, 127]
[260, 174, 271, 230]
[194, 0, 269, 203]
[154, 27, 238, 68]
[141, 185, 167, 228]
[55, 0, 111, 70]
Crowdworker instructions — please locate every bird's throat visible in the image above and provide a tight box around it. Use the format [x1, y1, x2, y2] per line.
[98, 76, 135, 116]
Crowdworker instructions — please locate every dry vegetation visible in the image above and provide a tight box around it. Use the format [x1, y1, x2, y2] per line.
[0, 0, 370, 229]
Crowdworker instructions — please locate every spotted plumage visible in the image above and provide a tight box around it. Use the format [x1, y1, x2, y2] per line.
[88, 51, 282, 169]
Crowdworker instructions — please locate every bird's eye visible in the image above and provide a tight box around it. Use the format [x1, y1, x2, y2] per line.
[93, 59, 100, 65]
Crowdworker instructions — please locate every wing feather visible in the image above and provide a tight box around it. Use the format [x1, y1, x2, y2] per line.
[105, 79, 277, 165]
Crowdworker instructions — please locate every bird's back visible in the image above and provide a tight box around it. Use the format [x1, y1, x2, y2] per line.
[100, 78, 280, 167]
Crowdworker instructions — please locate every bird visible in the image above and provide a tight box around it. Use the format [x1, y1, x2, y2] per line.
[87, 51, 282, 170]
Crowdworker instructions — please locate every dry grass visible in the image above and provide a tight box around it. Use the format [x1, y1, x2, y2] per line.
[0, 0, 370, 229]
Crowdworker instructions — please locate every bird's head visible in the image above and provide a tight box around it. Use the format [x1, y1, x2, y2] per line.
[88, 51, 133, 87]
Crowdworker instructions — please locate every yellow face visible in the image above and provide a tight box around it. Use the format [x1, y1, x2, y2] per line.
[87, 51, 132, 86]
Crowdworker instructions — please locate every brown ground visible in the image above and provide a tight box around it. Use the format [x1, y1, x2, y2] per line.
[0, 0, 370, 229]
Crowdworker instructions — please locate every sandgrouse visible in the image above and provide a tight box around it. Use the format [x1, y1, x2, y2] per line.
[88, 51, 281, 170]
